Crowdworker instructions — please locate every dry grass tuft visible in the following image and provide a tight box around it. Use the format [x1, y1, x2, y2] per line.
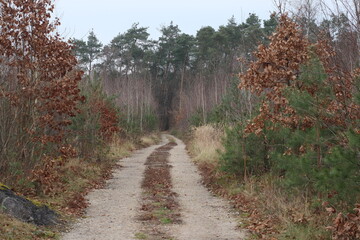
[0, 213, 58, 240]
[188, 125, 224, 164]
[108, 137, 137, 160]
[140, 133, 161, 147]
[243, 175, 312, 223]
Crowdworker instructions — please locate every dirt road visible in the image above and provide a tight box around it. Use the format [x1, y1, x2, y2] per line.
[169, 137, 245, 240]
[62, 135, 245, 240]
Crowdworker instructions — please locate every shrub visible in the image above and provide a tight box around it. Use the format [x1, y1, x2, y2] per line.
[70, 79, 121, 159]
[0, 0, 82, 183]
[220, 125, 268, 177]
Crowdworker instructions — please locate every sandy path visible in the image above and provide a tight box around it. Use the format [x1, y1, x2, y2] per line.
[169, 136, 246, 240]
[62, 135, 245, 240]
[61, 140, 166, 240]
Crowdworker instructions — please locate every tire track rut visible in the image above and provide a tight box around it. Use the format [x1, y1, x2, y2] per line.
[61, 140, 167, 240]
[62, 135, 246, 240]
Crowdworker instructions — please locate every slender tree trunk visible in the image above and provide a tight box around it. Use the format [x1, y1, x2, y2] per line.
[354, 0, 360, 63]
[136, 80, 139, 117]
[140, 101, 143, 131]
[214, 74, 218, 105]
[201, 77, 206, 124]
[126, 76, 130, 124]
[242, 135, 248, 181]
[316, 121, 322, 168]
[179, 65, 185, 112]
[263, 134, 270, 172]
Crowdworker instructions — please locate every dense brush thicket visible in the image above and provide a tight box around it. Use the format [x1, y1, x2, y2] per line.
[0, 1, 122, 191]
[220, 14, 360, 205]
[216, 13, 360, 239]
[0, 0, 82, 184]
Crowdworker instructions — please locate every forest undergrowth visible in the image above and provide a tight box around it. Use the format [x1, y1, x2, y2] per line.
[182, 9, 360, 240]
[186, 125, 333, 239]
[0, 133, 160, 240]
[0, 1, 160, 238]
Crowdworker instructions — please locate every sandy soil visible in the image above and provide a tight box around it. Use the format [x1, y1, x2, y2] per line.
[168, 136, 246, 240]
[61, 135, 245, 240]
[61, 140, 166, 240]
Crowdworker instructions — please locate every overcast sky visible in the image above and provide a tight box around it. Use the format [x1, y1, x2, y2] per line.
[54, 0, 277, 45]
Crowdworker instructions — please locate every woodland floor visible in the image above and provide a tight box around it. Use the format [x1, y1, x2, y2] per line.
[61, 135, 246, 240]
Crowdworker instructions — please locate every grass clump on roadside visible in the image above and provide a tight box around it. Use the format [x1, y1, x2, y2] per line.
[166, 135, 176, 143]
[108, 138, 137, 160]
[140, 133, 161, 147]
[187, 125, 224, 164]
[0, 213, 58, 240]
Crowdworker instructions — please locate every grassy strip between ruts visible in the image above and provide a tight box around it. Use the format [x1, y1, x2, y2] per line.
[136, 142, 180, 240]
[0, 133, 160, 240]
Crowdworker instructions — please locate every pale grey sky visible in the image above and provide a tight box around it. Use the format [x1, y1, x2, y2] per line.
[54, 0, 277, 44]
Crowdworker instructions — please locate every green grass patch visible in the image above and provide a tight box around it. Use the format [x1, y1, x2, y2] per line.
[135, 232, 148, 239]
[279, 223, 331, 240]
[154, 207, 171, 218]
[160, 217, 172, 224]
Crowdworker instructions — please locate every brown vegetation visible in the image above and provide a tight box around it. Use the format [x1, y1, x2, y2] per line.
[138, 142, 180, 239]
[187, 125, 336, 239]
[0, 0, 84, 186]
